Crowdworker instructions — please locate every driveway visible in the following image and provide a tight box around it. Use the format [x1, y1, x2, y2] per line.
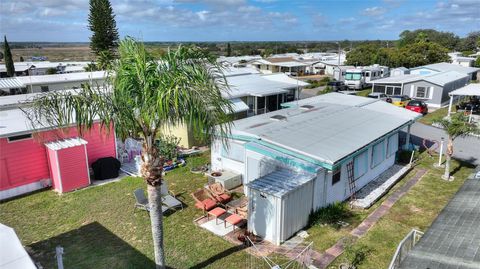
[409, 122, 480, 165]
[299, 86, 325, 99]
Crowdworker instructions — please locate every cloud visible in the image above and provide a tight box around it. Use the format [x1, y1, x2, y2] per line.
[362, 6, 387, 16]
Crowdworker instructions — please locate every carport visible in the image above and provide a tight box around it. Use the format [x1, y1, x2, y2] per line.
[447, 83, 480, 118]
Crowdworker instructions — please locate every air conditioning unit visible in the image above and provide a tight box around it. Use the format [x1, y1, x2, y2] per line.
[207, 170, 242, 190]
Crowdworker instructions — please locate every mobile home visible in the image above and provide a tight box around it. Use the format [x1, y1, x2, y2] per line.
[211, 93, 419, 245]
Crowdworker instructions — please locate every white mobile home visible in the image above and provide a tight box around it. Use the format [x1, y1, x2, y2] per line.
[211, 93, 419, 245]
[0, 71, 106, 95]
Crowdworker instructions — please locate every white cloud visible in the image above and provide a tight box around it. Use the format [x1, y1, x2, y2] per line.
[362, 6, 387, 16]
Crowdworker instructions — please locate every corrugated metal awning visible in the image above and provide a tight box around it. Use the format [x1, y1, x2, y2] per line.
[247, 169, 314, 198]
[229, 98, 249, 113]
[45, 137, 88, 150]
[0, 78, 25, 90]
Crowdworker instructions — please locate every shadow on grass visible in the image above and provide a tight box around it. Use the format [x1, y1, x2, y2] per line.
[28, 222, 156, 269]
[451, 158, 476, 176]
[189, 245, 246, 269]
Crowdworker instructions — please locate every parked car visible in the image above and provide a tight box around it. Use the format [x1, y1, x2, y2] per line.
[456, 97, 480, 113]
[367, 92, 390, 102]
[327, 81, 348, 92]
[406, 100, 428, 115]
[389, 95, 411, 107]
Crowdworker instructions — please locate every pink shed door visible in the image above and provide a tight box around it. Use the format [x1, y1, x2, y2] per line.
[45, 138, 90, 193]
[57, 145, 90, 192]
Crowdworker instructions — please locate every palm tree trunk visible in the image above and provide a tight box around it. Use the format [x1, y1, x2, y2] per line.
[140, 142, 166, 269]
[443, 137, 453, 180]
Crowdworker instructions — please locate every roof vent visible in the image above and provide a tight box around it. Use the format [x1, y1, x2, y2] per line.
[270, 115, 287, 121]
[300, 105, 314, 110]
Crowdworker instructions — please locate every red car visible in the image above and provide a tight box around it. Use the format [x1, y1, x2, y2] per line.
[405, 100, 428, 115]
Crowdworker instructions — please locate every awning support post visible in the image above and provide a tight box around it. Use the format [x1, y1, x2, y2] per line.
[403, 124, 411, 150]
[447, 95, 454, 118]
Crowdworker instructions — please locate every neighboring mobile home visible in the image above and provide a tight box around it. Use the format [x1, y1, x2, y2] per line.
[0, 94, 116, 200]
[166, 68, 309, 148]
[409, 62, 479, 80]
[371, 71, 469, 107]
[0, 71, 106, 95]
[211, 93, 419, 245]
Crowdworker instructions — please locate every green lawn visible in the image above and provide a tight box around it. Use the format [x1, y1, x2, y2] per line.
[325, 155, 474, 268]
[417, 106, 452, 125]
[1, 152, 474, 269]
[0, 153, 251, 269]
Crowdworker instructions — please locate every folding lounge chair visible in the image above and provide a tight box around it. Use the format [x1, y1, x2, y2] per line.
[133, 188, 168, 213]
[160, 182, 183, 211]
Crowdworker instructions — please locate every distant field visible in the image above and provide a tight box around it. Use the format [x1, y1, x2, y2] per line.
[3, 45, 173, 63]
[9, 46, 94, 62]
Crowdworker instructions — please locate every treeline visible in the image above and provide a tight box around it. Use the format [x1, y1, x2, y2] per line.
[346, 30, 480, 68]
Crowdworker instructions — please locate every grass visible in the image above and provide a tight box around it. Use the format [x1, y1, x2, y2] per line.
[0, 153, 251, 269]
[418, 106, 451, 125]
[326, 154, 474, 269]
[356, 88, 371, 97]
[1, 151, 474, 268]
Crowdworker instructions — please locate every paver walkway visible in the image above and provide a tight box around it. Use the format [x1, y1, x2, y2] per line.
[311, 168, 428, 269]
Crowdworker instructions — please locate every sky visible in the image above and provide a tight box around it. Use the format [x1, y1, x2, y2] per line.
[0, 0, 479, 42]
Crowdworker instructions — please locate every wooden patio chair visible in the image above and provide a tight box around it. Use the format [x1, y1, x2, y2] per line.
[191, 188, 217, 215]
[206, 182, 232, 204]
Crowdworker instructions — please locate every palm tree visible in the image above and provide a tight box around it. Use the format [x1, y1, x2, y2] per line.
[433, 113, 480, 180]
[22, 38, 233, 268]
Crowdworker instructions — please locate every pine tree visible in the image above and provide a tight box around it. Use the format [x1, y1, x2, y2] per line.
[88, 0, 119, 57]
[4, 36, 15, 77]
[227, 42, 232, 57]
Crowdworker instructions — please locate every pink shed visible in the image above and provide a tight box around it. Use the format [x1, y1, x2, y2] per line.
[45, 138, 90, 193]
[0, 122, 116, 200]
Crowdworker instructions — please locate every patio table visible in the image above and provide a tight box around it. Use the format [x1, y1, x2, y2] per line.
[226, 197, 248, 213]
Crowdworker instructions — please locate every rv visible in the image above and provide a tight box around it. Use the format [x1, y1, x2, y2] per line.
[344, 65, 388, 90]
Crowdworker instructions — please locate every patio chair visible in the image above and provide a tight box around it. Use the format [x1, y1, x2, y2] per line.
[206, 182, 232, 204]
[191, 189, 217, 214]
[224, 206, 247, 232]
[161, 182, 183, 211]
[133, 189, 168, 213]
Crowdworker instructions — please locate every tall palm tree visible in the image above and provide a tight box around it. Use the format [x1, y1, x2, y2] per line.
[433, 113, 480, 180]
[22, 38, 233, 268]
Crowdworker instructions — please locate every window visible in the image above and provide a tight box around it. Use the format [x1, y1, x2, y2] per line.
[221, 141, 245, 163]
[393, 87, 402, 95]
[40, 86, 49, 92]
[387, 133, 399, 157]
[371, 140, 385, 168]
[354, 151, 368, 179]
[8, 133, 32, 142]
[415, 86, 429, 98]
[345, 73, 361, 80]
[365, 72, 370, 77]
[332, 167, 341, 185]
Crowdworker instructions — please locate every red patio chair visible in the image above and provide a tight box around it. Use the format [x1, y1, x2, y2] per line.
[207, 182, 232, 204]
[191, 189, 217, 214]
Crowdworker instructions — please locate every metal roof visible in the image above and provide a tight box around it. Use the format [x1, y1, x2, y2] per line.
[0, 77, 25, 90]
[410, 62, 480, 75]
[449, 83, 480, 96]
[372, 71, 468, 86]
[224, 73, 303, 98]
[15, 71, 106, 85]
[399, 172, 480, 269]
[45, 137, 88, 150]
[247, 169, 315, 198]
[231, 93, 418, 165]
[229, 98, 249, 113]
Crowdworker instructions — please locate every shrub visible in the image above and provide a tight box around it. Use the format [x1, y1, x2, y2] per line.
[309, 202, 351, 227]
[341, 240, 373, 269]
[156, 135, 180, 161]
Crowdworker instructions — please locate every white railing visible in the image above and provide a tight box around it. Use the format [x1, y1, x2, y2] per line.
[388, 229, 423, 269]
